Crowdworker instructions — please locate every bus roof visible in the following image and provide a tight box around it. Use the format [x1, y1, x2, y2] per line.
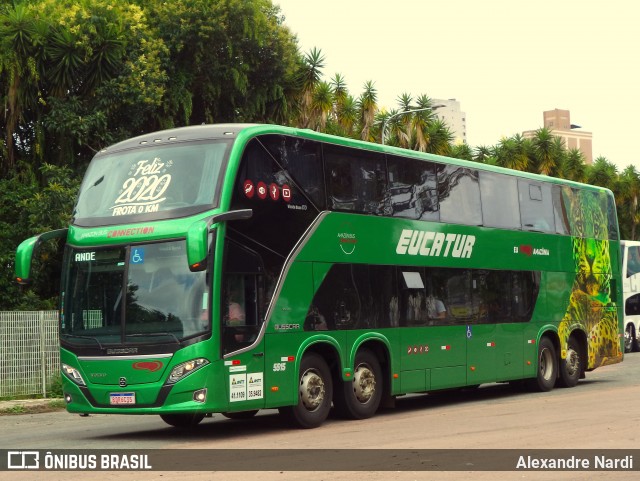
[98, 123, 613, 196]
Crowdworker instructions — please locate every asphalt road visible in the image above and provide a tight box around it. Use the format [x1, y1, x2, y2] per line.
[2, 353, 640, 481]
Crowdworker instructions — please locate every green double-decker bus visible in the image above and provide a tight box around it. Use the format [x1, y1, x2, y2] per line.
[15, 124, 623, 429]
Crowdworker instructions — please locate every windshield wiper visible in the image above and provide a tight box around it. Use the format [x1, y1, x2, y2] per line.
[61, 334, 104, 350]
[126, 332, 181, 345]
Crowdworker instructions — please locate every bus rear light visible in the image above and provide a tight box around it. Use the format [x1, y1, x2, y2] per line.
[193, 389, 207, 403]
[62, 364, 86, 386]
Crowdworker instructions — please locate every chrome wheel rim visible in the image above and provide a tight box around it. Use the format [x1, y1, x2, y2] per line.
[299, 368, 325, 411]
[353, 363, 376, 404]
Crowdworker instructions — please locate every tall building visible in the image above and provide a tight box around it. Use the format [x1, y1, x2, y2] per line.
[432, 98, 467, 145]
[523, 109, 593, 164]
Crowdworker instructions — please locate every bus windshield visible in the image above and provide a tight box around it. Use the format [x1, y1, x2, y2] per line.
[61, 240, 210, 349]
[73, 140, 231, 227]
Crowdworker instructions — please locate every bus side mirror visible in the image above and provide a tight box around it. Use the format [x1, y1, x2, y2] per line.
[186, 220, 209, 272]
[15, 228, 68, 285]
[186, 209, 253, 272]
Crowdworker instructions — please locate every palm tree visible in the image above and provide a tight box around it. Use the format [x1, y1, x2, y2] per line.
[0, 4, 42, 175]
[558, 148, 586, 182]
[495, 135, 530, 171]
[474, 145, 494, 163]
[330, 73, 348, 128]
[332, 94, 358, 138]
[587, 156, 618, 190]
[618, 165, 640, 240]
[297, 47, 325, 129]
[358, 80, 377, 142]
[412, 94, 438, 152]
[426, 119, 453, 156]
[450, 143, 474, 161]
[532, 127, 564, 176]
[311, 81, 333, 132]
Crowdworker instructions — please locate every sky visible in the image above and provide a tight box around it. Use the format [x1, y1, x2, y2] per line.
[274, 0, 638, 171]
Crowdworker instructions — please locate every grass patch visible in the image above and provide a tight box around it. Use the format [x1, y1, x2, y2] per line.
[0, 398, 67, 416]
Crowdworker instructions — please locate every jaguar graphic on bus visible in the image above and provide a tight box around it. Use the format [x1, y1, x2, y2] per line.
[15, 124, 623, 429]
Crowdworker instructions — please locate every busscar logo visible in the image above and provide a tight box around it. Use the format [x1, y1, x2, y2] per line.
[8, 451, 39, 469]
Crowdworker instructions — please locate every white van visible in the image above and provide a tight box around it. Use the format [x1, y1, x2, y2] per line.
[621, 240, 640, 352]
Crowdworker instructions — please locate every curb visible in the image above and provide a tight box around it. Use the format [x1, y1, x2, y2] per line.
[0, 398, 65, 415]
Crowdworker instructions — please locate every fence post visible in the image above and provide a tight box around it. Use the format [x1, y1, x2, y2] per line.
[40, 310, 47, 398]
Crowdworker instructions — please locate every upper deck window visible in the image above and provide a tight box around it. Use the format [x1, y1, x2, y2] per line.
[73, 140, 231, 227]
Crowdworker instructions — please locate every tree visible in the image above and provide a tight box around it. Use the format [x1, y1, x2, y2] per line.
[530, 127, 566, 176]
[0, 3, 43, 176]
[0, 0, 168, 176]
[558, 148, 587, 183]
[495, 135, 531, 171]
[618, 165, 640, 240]
[295, 47, 325, 129]
[358, 80, 377, 142]
[586, 156, 618, 190]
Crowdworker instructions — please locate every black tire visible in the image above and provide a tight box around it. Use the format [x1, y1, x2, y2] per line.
[633, 326, 640, 353]
[160, 413, 205, 428]
[527, 336, 557, 392]
[558, 336, 581, 388]
[624, 324, 634, 353]
[221, 410, 259, 420]
[333, 349, 383, 420]
[279, 352, 332, 429]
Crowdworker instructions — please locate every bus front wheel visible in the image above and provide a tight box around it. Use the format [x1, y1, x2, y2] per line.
[279, 352, 332, 429]
[334, 349, 382, 419]
[558, 337, 581, 388]
[160, 413, 205, 428]
[527, 337, 557, 392]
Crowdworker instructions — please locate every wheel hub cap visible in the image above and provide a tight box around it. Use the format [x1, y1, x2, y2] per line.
[300, 369, 325, 411]
[353, 364, 376, 403]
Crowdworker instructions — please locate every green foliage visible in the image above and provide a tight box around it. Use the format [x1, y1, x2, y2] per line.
[1, 0, 640, 314]
[0, 163, 79, 309]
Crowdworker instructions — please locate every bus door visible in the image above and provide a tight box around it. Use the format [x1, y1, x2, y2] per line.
[398, 268, 467, 392]
[462, 270, 497, 385]
[221, 240, 266, 408]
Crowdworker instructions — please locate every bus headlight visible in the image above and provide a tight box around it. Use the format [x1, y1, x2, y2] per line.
[166, 358, 209, 384]
[62, 363, 86, 386]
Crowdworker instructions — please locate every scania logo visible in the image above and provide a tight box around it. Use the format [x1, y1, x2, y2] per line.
[119, 377, 127, 387]
[132, 361, 164, 372]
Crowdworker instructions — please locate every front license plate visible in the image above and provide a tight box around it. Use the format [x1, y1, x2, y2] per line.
[110, 392, 136, 405]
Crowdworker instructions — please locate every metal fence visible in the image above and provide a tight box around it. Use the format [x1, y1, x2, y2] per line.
[0, 311, 60, 398]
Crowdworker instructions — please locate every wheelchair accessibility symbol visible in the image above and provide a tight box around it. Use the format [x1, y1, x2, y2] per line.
[466, 325, 472, 339]
[131, 248, 145, 264]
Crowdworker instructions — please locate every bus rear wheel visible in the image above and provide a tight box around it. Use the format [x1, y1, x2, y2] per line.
[558, 337, 581, 388]
[334, 349, 382, 420]
[279, 352, 332, 429]
[625, 324, 639, 353]
[160, 413, 205, 428]
[527, 337, 557, 392]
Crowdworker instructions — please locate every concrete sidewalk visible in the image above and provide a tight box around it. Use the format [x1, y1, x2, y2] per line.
[0, 398, 65, 415]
